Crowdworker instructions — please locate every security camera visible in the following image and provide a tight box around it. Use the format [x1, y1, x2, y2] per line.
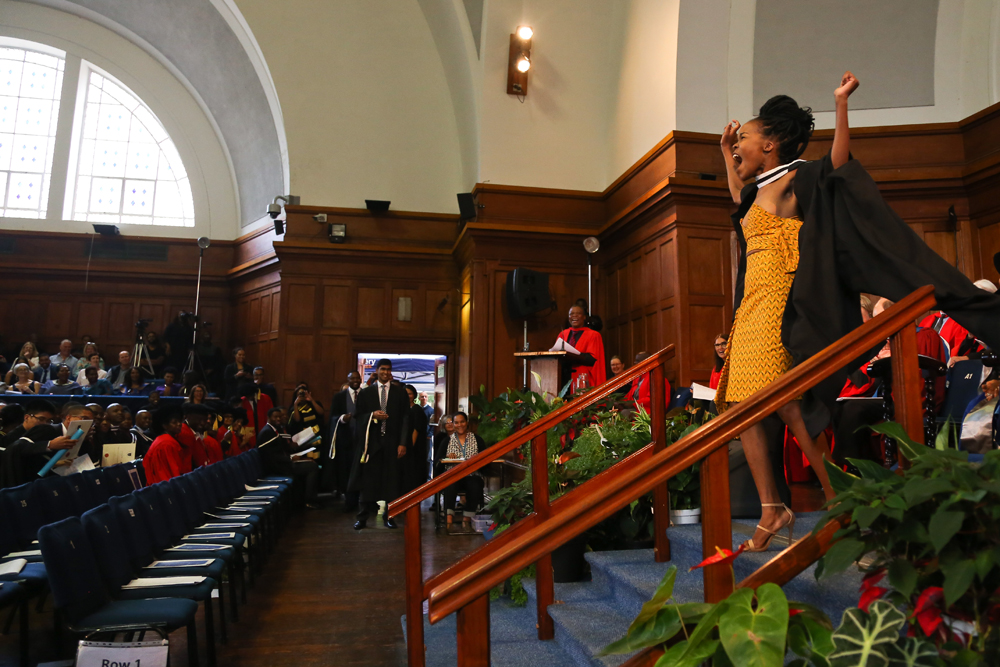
[313, 213, 327, 222]
[267, 203, 282, 219]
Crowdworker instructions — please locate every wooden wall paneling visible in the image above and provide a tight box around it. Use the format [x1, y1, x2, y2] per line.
[688, 304, 727, 383]
[45, 301, 73, 341]
[975, 223, 1000, 283]
[322, 285, 352, 329]
[687, 237, 725, 296]
[270, 289, 281, 333]
[106, 303, 136, 350]
[78, 302, 105, 341]
[283, 333, 317, 404]
[287, 283, 317, 329]
[425, 289, 454, 332]
[258, 293, 272, 336]
[357, 286, 387, 330]
[317, 333, 351, 404]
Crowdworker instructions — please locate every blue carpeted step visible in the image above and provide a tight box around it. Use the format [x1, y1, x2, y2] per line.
[406, 595, 581, 667]
[410, 512, 863, 667]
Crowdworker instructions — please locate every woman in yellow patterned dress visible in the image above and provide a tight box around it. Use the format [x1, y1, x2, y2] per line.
[716, 72, 859, 551]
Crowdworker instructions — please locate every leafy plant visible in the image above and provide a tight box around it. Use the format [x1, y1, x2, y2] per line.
[814, 422, 1000, 663]
[603, 567, 947, 667]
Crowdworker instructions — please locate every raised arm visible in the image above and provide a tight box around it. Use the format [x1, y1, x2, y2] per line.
[720, 120, 744, 204]
[831, 71, 860, 169]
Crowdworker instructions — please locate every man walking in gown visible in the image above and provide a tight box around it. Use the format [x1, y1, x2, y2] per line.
[349, 359, 410, 529]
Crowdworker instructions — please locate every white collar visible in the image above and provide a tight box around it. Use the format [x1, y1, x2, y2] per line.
[755, 159, 806, 189]
[377, 381, 390, 391]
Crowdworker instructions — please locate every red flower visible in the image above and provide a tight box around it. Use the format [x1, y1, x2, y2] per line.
[788, 608, 803, 617]
[488, 522, 497, 531]
[912, 587, 945, 637]
[860, 568, 886, 591]
[557, 452, 580, 465]
[689, 545, 745, 572]
[859, 586, 889, 612]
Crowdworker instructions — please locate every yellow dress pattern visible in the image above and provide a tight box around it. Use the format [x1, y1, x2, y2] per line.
[717, 204, 802, 407]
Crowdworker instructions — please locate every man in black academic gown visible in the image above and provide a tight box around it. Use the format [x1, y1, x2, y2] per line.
[349, 358, 410, 529]
[402, 384, 429, 495]
[257, 407, 319, 509]
[131, 409, 155, 458]
[328, 371, 362, 510]
[3, 402, 92, 487]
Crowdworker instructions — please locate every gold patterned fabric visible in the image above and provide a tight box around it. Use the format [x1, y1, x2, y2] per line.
[717, 205, 803, 407]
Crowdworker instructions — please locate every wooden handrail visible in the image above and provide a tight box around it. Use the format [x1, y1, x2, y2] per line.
[424, 286, 935, 623]
[388, 345, 676, 517]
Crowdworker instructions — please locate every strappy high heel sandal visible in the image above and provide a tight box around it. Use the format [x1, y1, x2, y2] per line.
[743, 503, 795, 552]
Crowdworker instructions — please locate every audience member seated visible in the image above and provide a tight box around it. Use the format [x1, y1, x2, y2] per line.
[609, 355, 633, 397]
[15, 342, 39, 370]
[1, 401, 93, 487]
[106, 350, 133, 390]
[0, 399, 47, 450]
[224, 347, 251, 400]
[143, 330, 167, 378]
[432, 414, 454, 478]
[918, 279, 996, 367]
[181, 370, 200, 397]
[76, 352, 108, 385]
[710, 333, 728, 390]
[257, 406, 319, 508]
[156, 367, 183, 396]
[624, 351, 672, 414]
[131, 409, 154, 456]
[143, 405, 190, 483]
[102, 403, 135, 445]
[32, 353, 55, 384]
[253, 366, 278, 405]
[8, 363, 42, 394]
[81, 366, 114, 395]
[49, 338, 78, 370]
[185, 383, 210, 404]
[121, 367, 152, 396]
[959, 378, 999, 453]
[72, 343, 104, 375]
[140, 389, 162, 412]
[42, 364, 79, 395]
[442, 412, 484, 533]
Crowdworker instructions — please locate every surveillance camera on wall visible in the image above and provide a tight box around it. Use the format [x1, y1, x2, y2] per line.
[267, 202, 282, 219]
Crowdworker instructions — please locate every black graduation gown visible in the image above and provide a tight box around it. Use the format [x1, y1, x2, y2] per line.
[2, 424, 62, 487]
[399, 404, 429, 495]
[327, 388, 358, 493]
[731, 153, 1000, 428]
[256, 423, 294, 477]
[347, 383, 410, 502]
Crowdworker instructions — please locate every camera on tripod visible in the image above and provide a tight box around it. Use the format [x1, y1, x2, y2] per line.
[135, 318, 152, 335]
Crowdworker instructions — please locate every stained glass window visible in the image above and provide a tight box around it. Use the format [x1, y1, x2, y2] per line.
[69, 68, 194, 227]
[0, 46, 64, 218]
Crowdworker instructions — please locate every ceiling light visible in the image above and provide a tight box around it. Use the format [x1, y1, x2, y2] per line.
[517, 26, 533, 41]
[516, 55, 531, 72]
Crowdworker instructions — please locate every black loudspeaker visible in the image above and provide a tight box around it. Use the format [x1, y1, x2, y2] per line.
[365, 199, 391, 213]
[457, 193, 477, 221]
[505, 268, 550, 320]
[273, 219, 285, 235]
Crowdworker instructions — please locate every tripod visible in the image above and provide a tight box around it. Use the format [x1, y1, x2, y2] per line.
[132, 325, 155, 377]
[184, 237, 211, 379]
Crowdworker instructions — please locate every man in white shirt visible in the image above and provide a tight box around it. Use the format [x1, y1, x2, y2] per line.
[50, 339, 78, 370]
[76, 353, 108, 386]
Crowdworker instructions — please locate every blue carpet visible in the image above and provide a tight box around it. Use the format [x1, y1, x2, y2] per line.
[409, 512, 863, 667]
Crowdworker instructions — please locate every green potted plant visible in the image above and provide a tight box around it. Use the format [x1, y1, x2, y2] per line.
[811, 422, 1000, 664]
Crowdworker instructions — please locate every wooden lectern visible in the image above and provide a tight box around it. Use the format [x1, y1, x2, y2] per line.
[514, 351, 565, 398]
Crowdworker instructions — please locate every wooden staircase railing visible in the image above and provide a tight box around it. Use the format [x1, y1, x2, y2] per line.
[391, 284, 935, 667]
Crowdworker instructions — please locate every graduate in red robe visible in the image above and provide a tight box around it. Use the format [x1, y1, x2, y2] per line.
[240, 382, 274, 436]
[143, 406, 191, 484]
[624, 351, 671, 413]
[557, 305, 607, 390]
[178, 403, 213, 468]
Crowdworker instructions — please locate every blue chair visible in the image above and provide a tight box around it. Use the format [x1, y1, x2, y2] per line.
[669, 387, 694, 411]
[101, 464, 135, 497]
[81, 504, 224, 664]
[38, 517, 201, 666]
[36, 475, 80, 523]
[109, 493, 241, 621]
[939, 359, 986, 442]
[79, 468, 111, 507]
[0, 484, 47, 557]
[0, 581, 29, 667]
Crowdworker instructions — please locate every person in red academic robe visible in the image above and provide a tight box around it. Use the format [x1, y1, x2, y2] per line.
[240, 382, 274, 436]
[143, 406, 191, 484]
[177, 403, 213, 469]
[557, 305, 606, 390]
[625, 351, 671, 414]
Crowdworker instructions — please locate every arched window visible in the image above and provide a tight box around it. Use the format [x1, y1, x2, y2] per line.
[0, 44, 64, 219]
[67, 66, 195, 227]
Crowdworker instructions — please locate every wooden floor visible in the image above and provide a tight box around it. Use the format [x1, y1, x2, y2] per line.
[0, 484, 825, 667]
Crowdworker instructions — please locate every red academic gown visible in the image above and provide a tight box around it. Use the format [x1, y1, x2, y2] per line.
[217, 427, 242, 457]
[626, 374, 672, 414]
[143, 434, 192, 484]
[556, 327, 607, 389]
[241, 392, 274, 435]
[918, 312, 983, 358]
[178, 423, 211, 469]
